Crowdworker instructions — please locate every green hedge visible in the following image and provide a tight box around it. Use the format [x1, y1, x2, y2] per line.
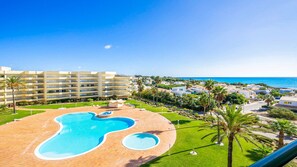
[268, 108, 297, 120]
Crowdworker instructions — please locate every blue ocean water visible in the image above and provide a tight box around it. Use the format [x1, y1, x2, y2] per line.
[180, 77, 297, 89]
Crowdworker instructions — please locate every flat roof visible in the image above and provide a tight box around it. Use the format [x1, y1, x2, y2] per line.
[280, 96, 297, 101]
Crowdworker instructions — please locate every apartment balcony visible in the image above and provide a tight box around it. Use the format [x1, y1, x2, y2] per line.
[46, 82, 71, 85]
[250, 139, 297, 167]
[46, 76, 70, 79]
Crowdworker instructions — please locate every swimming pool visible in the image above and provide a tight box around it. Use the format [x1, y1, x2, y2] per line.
[35, 112, 135, 160]
[122, 133, 160, 150]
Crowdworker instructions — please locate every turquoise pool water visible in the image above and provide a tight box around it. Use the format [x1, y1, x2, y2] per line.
[122, 133, 160, 150]
[35, 112, 135, 160]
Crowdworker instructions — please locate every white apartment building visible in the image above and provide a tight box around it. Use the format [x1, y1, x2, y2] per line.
[279, 96, 297, 107]
[0, 66, 131, 105]
[171, 86, 191, 96]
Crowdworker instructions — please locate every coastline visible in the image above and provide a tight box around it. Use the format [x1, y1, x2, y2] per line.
[179, 77, 297, 89]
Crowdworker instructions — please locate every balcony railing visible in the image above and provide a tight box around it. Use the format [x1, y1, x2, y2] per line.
[250, 139, 297, 167]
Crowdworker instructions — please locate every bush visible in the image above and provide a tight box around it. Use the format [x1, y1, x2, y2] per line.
[0, 104, 8, 112]
[268, 108, 297, 120]
[224, 93, 248, 105]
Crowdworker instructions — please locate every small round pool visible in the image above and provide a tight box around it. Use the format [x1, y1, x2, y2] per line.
[122, 133, 160, 150]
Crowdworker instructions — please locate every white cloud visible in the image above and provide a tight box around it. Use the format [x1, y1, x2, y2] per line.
[104, 44, 112, 49]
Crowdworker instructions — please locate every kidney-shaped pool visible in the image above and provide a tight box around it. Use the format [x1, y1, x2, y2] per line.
[35, 112, 135, 160]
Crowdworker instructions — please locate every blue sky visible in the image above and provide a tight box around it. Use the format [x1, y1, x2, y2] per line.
[0, 0, 297, 77]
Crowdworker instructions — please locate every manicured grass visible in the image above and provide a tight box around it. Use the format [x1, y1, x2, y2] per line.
[127, 99, 260, 167]
[126, 99, 169, 113]
[0, 110, 45, 125]
[23, 101, 108, 109]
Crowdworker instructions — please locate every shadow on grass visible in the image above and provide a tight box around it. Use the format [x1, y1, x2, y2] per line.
[171, 120, 191, 125]
[245, 149, 264, 161]
[141, 144, 216, 166]
[125, 156, 158, 167]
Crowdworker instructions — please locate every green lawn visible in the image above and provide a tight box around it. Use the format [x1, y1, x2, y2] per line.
[126, 99, 169, 113]
[23, 101, 108, 109]
[127, 99, 260, 167]
[0, 110, 45, 125]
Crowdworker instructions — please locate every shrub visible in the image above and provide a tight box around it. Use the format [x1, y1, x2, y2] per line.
[224, 92, 248, 105]
[0, 104, 8, 112]
[268, 108, 297, 120]
[87, 98, 94, 103]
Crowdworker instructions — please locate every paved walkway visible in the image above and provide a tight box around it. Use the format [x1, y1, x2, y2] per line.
[0, 106, 176, 167]
[252, 131, 297, 144]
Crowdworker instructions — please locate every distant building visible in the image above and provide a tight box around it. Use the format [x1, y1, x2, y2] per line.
[171, 86, 191, 96]
[280, 89, 295, 94]
[173, 81, 185, 85]
[189, 87, 207, 94]
[160, 81, 170, 85]
[144, 78, 153, 85]
[0, 66, 131, 105]
[279, 96, 297, 107]
[254, 89, 271, 95]
[238, 90, 256, 99]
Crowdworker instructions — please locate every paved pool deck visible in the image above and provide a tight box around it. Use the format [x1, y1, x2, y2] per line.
[0, 106, 176, 167]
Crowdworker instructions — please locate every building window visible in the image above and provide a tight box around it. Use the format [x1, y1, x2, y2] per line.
[284, 101, 292, 105]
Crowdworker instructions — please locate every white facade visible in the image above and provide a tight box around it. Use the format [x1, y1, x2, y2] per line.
[171, 86, 191, 96]
[160, 81, 170, 85]
[0, 67, 131, 104]
[238, 90, 256, 99]
[280, 89, 295, 94]
[279, 96, 297, 107]
[173, 81, 185, 85]
[0, 66, 11, 71]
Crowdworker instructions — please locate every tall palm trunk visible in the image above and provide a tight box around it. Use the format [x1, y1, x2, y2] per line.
[217, 115, 221, 144]
[278, 130, 284, 148]
[203, 107, 206, 116]
[12, 88, 16, 114]
[228, 134, 234, 167]
[217, 102, 222, 144]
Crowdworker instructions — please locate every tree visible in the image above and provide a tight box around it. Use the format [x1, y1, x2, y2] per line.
[252, 144, 273, 158]
[204, 80, 215, 95]
[136, 78, 144, 92]
[154, 76, 162, 85]
[225, 93, 247, 105]
[270, 119, 297, 149]
[264, 94, 275, 106]
[212, 86, 228, 108]
[4, 76, 25, 114]
[202, 105, 257, 167]
[198, 93, 210, 116]
[270, 89, 281, 98]
[186, 82, 192, 89]
[212, 86, 228, 145]
[204, 80, 215, 113]
[151, 87, 158, 103]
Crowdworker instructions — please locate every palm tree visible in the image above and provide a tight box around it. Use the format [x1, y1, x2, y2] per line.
[136, 78, 144, 92]
[151, 87, 158, 103]
[186, 82, 192, 89]
[202, 105, 257, 167]
[212, 86, 228, 108]
[270, 119, 297, 149]
[4, 76, 25, 114]
[212, 86, 228, 145]
[198, 93, 210, 117]
[204, 80, 215, 94]
[204, 80, 215, 111]
[252, 143, 273, 158]
[264, 94, 275, 106]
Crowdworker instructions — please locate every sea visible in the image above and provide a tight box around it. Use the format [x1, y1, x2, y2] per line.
[179, 77, 297, 89]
